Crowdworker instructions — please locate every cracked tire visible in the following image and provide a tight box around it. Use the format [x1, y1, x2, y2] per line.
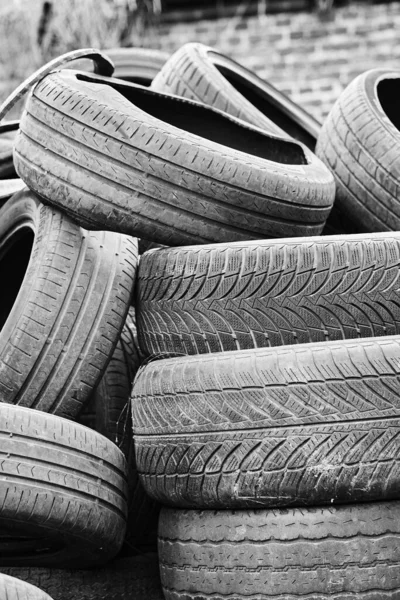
[136, 232, 400, 355]
[132, 338, 400, 509]
[158, 503, 400, 600]
[316, 69, 400, 234]
[151, 42, 320, 150]
[0, 403, 127, 568]
[14, 69, 335, 245]
[0, 190, 137, 419]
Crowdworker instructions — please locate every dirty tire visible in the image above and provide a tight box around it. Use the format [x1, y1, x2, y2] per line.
[132, 337, 400, 508]
[152, 42, 320, 149]
[14, 69, 334, 245]
[106, 47, 169, 85]
[0, 128, 16, 179]
[0, 574, 53, 600]
[0, 554, 164, 600]
[0, 403, 127, 567]
[0, 190, 137, 419]
[136, 232, 400, 355]
[316, 68, 400, 233]
[159, 503, 400, 600]
[79, 307, 160, 551]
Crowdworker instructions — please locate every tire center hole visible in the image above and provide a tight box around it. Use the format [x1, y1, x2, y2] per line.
[0, 228, 34, 332]
[377, 78, 400, 131]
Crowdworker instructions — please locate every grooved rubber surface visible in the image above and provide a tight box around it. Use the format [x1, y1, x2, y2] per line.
[0, 403, 127, 567]
[158, 503, 400, 599]
[136, 233, 400, 355]
[151, 43, 320, 149]
[79, 308, 159, 551]
[316, 68, 400, 233]
[0, 190, 137, 419]
[0, 554, 164, 600]
[106, 47, 169, 83]
[132, 338, 400, 508]
[0, 574, 53, 599]
[14, 69, 335, 245]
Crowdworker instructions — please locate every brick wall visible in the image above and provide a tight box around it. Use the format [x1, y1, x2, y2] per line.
[147, 1, 400, 124]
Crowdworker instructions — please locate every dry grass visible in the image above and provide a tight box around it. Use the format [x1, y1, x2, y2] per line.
[0, 0, 160, 107]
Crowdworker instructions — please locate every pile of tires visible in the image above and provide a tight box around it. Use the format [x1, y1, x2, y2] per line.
[0, 41, 399, 600]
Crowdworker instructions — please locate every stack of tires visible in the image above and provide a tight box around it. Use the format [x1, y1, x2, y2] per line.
[0, 41, 399, 599]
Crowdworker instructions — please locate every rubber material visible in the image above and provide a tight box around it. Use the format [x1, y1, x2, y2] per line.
[14, 69, 335, 246]
[159, 503, 400, 600]
[0, 574, 53, 599]
[132, 337, 400, 508]
[317, 69, 400, 233]
[136, 232, 400, 355]
[0, 49, 114, 124]
[106, 47, 169, 85]
[0, 403, 127, 567]
[0, 555, 164, 600]
[79, 308, 159, 551]
[0, 190, 137, 419]
[152, 43, 320, 150]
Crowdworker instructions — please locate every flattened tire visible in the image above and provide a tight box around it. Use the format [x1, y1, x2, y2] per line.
[0, 404, 127, 568]
[152, 42, 320, 149]
[132, 338, 400, 509]
[0, 190, 137, 419]
[14, 70, 335, 245]
[106, 47, 169, 85]
[0, 555, 164, 600]
[159, 503, 400, 600]
[136, 232, 400, 355]
[316, 69, 400, 233]
[0, 574, 53, 600]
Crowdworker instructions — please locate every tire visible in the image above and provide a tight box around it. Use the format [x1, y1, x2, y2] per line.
[78, 307, 160, 551]
[136, 232, 400, 356]
[0, 190, 137, 419]
[0, 127, 17, 179]
[106, 47, 169, 85]
[0, 403, 127, 568]
[316, 68, 400, 233]
[0, 574, 53, 600]
[158, 503, 400, 600]
[0, 555, 164, 600]
[14, 69, 335, 246]
[132, 338, 400, 509]
[151, 43, 320, 150]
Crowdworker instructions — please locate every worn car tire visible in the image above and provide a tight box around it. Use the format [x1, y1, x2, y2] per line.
[159, 503, 400, 600]
[79, 307, 159, 551]
[0, 122, 18, 179]
[0, 555, 163, 600]
[106, 47, 169, 85]
[152, 42, 320, 149]
[0, 403, 127, 567]
[136, 232, 400, 355]
[0, 574, 53, 600]
[14, 69, 334, 245]
[132, 337, 400, 508]
[0, 190, 137, 419]
[317, 68, 400, 233]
